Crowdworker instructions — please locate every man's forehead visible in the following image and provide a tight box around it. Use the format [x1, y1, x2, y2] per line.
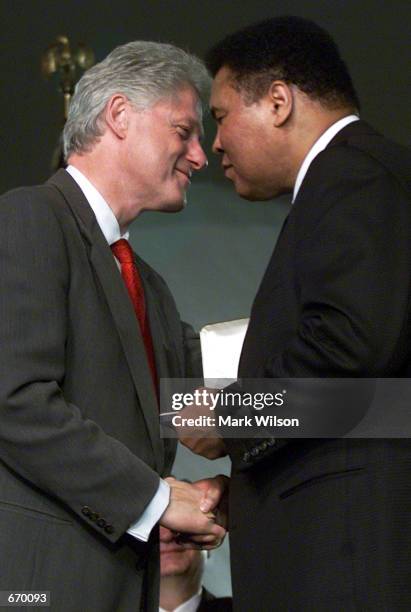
[210, 66, 239, 111]
[214, 65, 235, 86]
[165, 87, 204, 136]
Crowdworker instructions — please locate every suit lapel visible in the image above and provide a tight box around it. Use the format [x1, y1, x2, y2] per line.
[47, 169, 164, 473]
[143, 282, 171, 382]
[139, 271, 179, 474]
[136, 256, 184, 406]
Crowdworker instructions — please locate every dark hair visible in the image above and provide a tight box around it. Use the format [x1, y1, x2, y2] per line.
[205, 16, 360, 110]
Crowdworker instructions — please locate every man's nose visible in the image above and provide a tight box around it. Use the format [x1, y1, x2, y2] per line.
[212, 130, 223, 155]
[188, 140, 208, 171]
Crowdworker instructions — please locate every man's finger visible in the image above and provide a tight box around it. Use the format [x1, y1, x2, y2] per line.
[178, 533, 218, 544]
[195, 475, 229, 512]
[175, 534, 224, 550]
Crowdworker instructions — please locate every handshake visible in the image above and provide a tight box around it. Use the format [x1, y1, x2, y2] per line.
[159, 474, 228, 550]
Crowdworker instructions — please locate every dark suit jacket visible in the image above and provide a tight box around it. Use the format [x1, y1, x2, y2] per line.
[225, 122, 411, 611]
[197, 588, 232, 612]
[0, 169, 201, 611]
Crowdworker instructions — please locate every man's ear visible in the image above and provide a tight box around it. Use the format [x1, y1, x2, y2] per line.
[268, 81, 293, 127]
[104, 94, 129, 139]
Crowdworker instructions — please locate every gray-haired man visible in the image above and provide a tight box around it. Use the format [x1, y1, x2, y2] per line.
[0, 41, 225, 611]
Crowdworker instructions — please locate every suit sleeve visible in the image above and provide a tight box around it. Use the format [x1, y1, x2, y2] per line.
[0, 189, 160, 543]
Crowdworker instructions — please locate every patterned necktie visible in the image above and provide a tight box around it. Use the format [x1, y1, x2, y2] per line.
[110, 239, 158, 394]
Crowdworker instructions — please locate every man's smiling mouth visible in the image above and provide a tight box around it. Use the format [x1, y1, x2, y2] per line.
[175, 168, 192, 183]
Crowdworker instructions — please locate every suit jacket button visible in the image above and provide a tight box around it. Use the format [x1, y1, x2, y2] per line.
[81, 506, 91, 517]
[97, 518, 106, 528]
[104, 524, 115, 534]
[89, 512, 99, 522]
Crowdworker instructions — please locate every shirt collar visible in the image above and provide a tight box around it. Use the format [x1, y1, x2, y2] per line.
[159, 588, 202, 612]
[65, 165, 129, 244]
[292, 115, 359, 203]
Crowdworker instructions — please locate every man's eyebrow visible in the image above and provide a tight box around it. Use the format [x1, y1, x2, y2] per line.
[173, 115, 204, 137]
[187, 117, 205, 140]
[186, 120, 204, 139]
[210, 106, 225, 120]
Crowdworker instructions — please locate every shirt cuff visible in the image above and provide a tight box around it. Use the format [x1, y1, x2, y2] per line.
[126, 479, 170, 542]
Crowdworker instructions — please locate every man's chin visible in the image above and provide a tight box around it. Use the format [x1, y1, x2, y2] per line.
[160, 559, 190, 577]
[233, 178, 286, 201]
[158, 197, 187, 213]
[233, 182, 272, 202]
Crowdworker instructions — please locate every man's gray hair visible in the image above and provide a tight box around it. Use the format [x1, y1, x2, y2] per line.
[63, 41, 211, 159]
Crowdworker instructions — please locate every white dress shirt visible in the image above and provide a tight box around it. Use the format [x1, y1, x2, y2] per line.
[66, 165, 170, 542]
[292, 114, 359, 202]
[159, 588, 202, 612]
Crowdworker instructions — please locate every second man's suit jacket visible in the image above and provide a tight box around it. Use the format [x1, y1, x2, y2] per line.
[224, 121, 411, 611]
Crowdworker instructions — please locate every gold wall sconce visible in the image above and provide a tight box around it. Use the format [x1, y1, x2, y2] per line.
[42, 35, 94, 120]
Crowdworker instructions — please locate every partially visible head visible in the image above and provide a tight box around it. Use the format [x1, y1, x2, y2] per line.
[206, 16, 359, 111]
[63, 41, 210, 160]
[64, 42, 210, 225]
[206, 16, 359, 200]
[160, 525, 206, 585]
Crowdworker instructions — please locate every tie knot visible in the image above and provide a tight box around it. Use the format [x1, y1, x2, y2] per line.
[111, 239, 134, 264]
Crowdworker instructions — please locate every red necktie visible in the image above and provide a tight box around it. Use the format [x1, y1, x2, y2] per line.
[111, 239, 158, 394]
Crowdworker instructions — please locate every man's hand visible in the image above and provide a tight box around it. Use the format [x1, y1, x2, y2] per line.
[176, 387, 228, 459]
[192, 474, 229, 530]
[180, 436, 227, 459]
[160, 477, 226, 549]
